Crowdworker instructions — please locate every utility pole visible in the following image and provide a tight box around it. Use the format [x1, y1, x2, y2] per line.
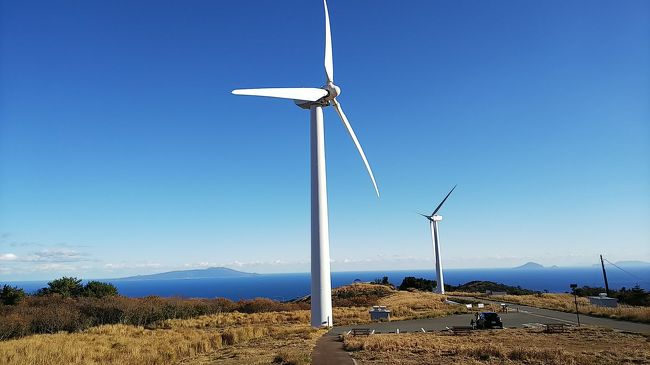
[600, 254, 610, 296]
[570, 284, 580, 326]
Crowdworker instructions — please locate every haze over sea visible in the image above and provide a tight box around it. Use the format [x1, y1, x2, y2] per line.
[9, 266, 650, 301]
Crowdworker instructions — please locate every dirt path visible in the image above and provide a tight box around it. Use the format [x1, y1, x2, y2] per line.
[311, 334, 355, 365]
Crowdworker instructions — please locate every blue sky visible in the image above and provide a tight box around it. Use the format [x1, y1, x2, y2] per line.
[1, 0, 648, 280]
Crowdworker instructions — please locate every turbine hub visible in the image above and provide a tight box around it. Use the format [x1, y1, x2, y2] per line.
[325, 82, 340, 100]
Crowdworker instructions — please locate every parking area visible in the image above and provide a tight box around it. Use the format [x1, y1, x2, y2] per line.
[329, 303, 650, 335]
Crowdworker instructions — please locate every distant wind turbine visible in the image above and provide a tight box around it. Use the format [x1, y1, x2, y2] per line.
[420, 185, 456, 294]
[231, 0, 379, 328]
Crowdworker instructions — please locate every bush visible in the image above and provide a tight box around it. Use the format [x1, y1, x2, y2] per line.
[372, 276, 391, 286]
[0, 285, 26, 305]
[616, 285, 649, 306]
[331, 283, 394, 307]
[28, 304, 88, 334]
[237, 298, 306, 313]
[35, 277, 119, 299]
[447, 280, 536, 295]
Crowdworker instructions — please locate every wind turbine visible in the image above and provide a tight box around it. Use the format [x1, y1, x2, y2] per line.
[421, 185, 456, 294]
[231, 0, 379, 328]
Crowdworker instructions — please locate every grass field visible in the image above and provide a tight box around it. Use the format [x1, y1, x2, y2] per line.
[1, 284, 647, 364]
[344, 327, 650, 365]
[0, 284, 475, 364]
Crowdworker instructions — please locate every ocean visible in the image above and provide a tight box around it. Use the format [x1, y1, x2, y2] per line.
[7, 266, 649, 300]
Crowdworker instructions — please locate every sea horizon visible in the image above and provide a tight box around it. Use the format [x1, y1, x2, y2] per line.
[5, 266, 649, 300]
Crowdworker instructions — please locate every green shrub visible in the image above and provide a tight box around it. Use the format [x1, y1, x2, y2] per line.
[83, 281, 119, 298]
[37, 277, 84, 297]
[399, 277, 436, 291]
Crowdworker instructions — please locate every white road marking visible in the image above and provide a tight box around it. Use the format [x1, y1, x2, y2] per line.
[519, 311, 576, 324]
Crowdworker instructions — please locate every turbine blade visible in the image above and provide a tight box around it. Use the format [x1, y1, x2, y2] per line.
[332, 99, 379, 197]
[419, 213, 433, 220]
[431, 185, 457, 216]
[323, 0, 334, 83]
[232, 88, 328, 102]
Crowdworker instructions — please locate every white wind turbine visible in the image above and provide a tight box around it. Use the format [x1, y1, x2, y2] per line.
[420, 185, 456, 294]
[231, 0, 379, 328]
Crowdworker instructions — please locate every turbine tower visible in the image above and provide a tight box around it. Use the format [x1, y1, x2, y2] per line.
[421, 186, 456, 294]
[231, 0, 379, 328]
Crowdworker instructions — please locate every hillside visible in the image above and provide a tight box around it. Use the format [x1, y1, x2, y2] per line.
[117, 267, 257, 280]
[448, 280, 537, 295]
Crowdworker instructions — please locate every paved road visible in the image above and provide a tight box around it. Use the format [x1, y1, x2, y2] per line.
[311, 335, 355, 365]
[328, 300, 650, 335]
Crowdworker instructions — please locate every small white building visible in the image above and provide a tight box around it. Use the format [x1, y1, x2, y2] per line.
[369, 306, 391, 321]
[589, 293, 618, 308]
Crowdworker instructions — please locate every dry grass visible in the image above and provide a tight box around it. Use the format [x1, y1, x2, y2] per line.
[0, 284, 485, 364]
[10, 285, 639, 365]
[331, 285, 491, 326]
[344, 327, 650, 364]
[478, 293, 650, 323]
[0, 310, 323, 365]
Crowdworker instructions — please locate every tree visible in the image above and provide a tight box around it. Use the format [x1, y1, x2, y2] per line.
[0, 285, 26, 305]
[37, 277, 84, 297]
[399, 277, 436, 291]
[372, 276, 391, 286]
[83, 281, 118, 298]
[616, 285, 649, 306]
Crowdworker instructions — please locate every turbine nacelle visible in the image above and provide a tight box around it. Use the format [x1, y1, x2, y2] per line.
[294, 83, 341, 109]
[420, 214, 443, 222]
[419, 186, 456, 222]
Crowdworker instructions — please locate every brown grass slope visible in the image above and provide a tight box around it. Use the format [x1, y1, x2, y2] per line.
[0, 310, 323, 365]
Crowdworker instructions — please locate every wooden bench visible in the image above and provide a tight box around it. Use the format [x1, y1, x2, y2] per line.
[351, 328, 372, 336]
[544, 323, 566, 333]
[447, 326, 473, 335]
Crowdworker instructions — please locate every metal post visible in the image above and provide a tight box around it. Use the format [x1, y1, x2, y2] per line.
[600, 255, 610, 296]
[570, 283, 580, 326]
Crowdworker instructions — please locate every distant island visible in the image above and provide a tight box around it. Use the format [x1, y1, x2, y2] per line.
[116, 267, 258, 280]
[513, 262, 544, 270]
[615, 260, 650, 267]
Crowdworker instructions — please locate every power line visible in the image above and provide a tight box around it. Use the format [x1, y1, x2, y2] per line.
[603, 258, 646, 283]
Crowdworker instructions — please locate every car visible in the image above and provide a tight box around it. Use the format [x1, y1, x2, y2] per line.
[472, 312, 503, 329]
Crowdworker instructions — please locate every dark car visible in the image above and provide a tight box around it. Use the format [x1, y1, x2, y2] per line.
[473, 312, 503, 329]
